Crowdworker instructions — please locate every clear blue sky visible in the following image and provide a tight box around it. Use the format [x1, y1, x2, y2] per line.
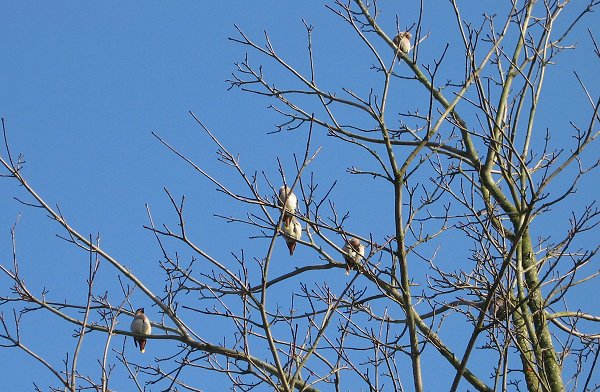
[1, 2, 598, 391]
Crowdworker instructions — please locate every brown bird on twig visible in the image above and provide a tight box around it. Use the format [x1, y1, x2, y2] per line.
[130, 308, 152, 353]
[343, 238, 365, 274]
[393, 31, 412, 58]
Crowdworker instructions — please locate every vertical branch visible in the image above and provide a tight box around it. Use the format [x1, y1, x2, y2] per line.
[70, 234, 101, 391]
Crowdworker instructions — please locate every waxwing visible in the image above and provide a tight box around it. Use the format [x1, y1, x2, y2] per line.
[130, 308, 152, 353]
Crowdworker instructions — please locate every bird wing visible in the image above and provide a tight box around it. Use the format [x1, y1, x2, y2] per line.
[143, 318, 152, 335]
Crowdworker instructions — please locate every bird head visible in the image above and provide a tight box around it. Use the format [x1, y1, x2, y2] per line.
[279, 185, 291, 195]
[348, 237, 361, 249]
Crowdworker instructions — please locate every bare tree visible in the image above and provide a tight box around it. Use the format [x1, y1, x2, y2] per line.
[1, 1, 599, 391]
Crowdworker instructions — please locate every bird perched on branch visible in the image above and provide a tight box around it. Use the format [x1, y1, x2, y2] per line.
[490, 296, 512, 322]
[393, 31, 412, 58]
[343, 238, 365, 274]
[277, 185, 298, 226]
[282, 216, 302, 256]
[460, 295, 513, 322]
[130, 308, 152, 353]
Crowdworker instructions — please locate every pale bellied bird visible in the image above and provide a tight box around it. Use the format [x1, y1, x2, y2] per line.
[343, 238, 365, 274]
[277, 185, 298, 226]
[130, 308, 152, 353]
[282, 216, 302, 256]
[393, 32, 412, 58]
